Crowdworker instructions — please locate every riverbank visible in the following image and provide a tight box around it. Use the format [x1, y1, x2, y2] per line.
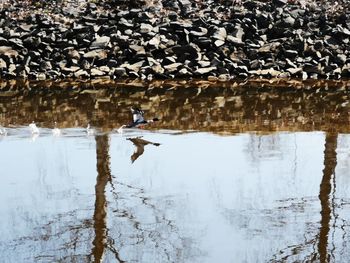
[0, 0, 349, 80]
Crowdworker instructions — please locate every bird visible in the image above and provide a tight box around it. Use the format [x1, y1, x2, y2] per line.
[29, 122, 40, 134]
[0, 126, 7, 136]
[127, 136, 160, 163]
[118, 107, 159, 132]
[86, 123, 95, 136]
[52, 122, 61, 136]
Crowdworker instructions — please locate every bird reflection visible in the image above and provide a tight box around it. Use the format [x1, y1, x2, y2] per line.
[127, 136, 160, 163]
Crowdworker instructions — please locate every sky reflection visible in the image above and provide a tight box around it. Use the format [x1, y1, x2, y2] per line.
[0, 130, 350, 262]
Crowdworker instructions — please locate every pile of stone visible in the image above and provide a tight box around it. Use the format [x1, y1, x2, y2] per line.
[0, 0, 349, 80]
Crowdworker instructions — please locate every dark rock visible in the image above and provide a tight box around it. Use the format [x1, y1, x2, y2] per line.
[81, 60, 91, 70]
[114, 67, 128, 78]
[40, 61, 52, 71]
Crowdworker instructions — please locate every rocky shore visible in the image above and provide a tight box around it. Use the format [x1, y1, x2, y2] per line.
[0, 0, 349, 80]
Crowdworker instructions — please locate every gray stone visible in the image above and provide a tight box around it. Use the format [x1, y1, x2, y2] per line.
[91, 68, 105, 77]
[149, 36, 161, 48]
[164, 63, 182, 72]
[213, 28, 227, 41]
[140, 23, 154, 34]
[195, 67, 217, 74]
[287, 68, 302, 75]
[84, 49, 108, 59]
[67, 49, 80, 60]
[190, 27, 208, 36]
[91, 36, 110, 49]
[0, 58, 6, 69]
[0, 46, 18, 58]
[74, 69, 90, 78]
[130, 44, 146, 54]
[214, 40, 225, 47]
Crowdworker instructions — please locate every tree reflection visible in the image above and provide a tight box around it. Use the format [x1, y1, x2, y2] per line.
[92, 135, 125, 262]
[318, 132, 337, 262]
[269, 132, 342, 262]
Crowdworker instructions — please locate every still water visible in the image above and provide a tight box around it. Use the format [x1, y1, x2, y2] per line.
[1, 80, 350, 262]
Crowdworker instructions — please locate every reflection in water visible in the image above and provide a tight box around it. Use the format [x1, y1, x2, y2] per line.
[319, 132, 337, 263]
[92, 135, 122, 262]
[1, 80, 350, 262]
[1, 79, 350, 134]
[127, 137, 161, 163]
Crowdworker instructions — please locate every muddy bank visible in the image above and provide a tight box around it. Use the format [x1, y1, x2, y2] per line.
[0, 0, 349, 81]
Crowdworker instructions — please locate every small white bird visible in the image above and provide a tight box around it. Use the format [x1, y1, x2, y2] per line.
[29, 122, 40, 134]
[0, 126, 7, 136]
[52, 122, 61, 136]
[86, 124, 95, 136]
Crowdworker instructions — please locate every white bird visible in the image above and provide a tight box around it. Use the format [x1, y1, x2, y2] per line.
[29, 122, 40, 134]
[52, 122, 61, 136]
[0, 126, 7, 136]
[86, 124, 95, 136]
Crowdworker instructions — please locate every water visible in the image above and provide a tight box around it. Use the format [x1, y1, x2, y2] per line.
[1, 80, 350, 262]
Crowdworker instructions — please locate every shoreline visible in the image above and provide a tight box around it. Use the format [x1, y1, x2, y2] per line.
[0, 0, 349, 81]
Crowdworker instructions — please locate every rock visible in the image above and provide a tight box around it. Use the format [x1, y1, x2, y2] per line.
[287, 68, 302, 75]
[0, 58, 6, 69]
[198, 61, 211, 67]
[164, 63, 182, 72]
[213, 28, 227, 41]
[272, 0, 287, 6]
[302, 71, 308, 80]
[66, 49, 80, 60]
[232, 25, 244, 42]
[130, 44, 146, 54]
[74, 69, 90, 78]
[258, 42, 281, 53]
[84, 49, 108, 59]
[120, 61, 144, 72]
[285, 50, 298, 59]
[149, 36, 161, 48]
[81, 60, 91, 70]
[9, 38, 23, 49]
[23, 37, 41, 48]
[227, 35, 244, 45]
[282, 16, 295, 27]
[91, 68, 105, 77]
[61, 66, 80, 73]
[140, 23, 155, 34]
[91, 36, 110, 49]
[336, 54, 347, 65]
[214, 40, 225, 47]
[114, 67, 127, 77]
[195, 67, 217, 74]
[190, 27, 208, 36]
[0, 46, 18, 58]
[37, 73, 46, 80]
[40, 61, 52, 71]
[151, 63, 164, 74]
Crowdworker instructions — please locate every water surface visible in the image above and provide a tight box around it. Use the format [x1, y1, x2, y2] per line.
[1, 80, 350, 262]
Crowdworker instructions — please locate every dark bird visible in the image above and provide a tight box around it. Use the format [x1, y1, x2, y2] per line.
[118, 106, 159, 132]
